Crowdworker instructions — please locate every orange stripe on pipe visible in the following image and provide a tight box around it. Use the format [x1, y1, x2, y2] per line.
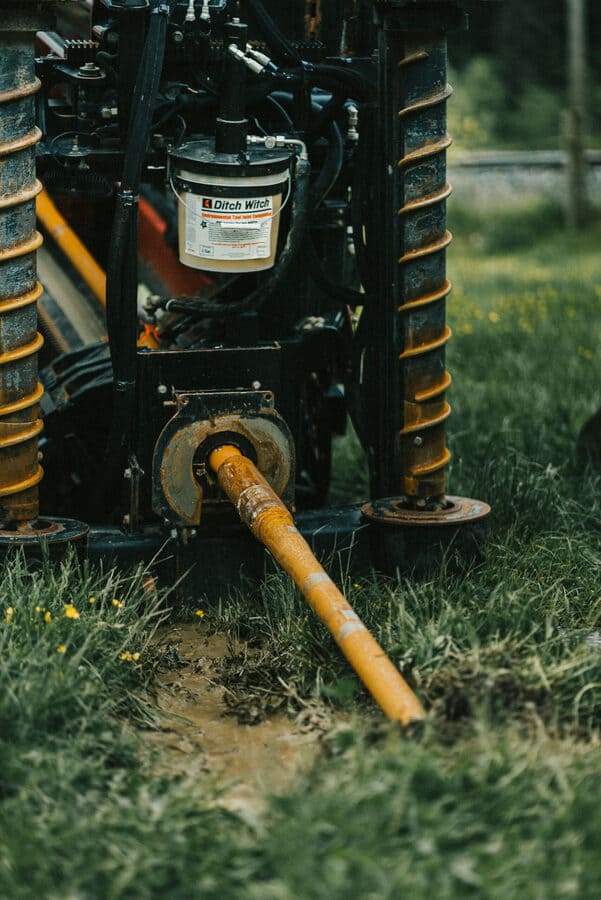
[36, 188, 106, 308]
[209, 444, 426, 726]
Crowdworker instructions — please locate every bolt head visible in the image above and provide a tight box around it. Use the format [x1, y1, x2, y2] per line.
[157, 384, 168, 395]
[413, 436, 423, 447]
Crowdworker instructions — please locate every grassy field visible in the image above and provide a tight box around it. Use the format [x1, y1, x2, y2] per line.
[3, 208, 601, 898]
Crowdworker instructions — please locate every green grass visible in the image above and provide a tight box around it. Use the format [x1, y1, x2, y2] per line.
[3, 219, 601, 897]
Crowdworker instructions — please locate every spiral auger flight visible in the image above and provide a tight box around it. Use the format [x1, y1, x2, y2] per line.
[396, 51, 454, 507]
[363, 1, 490, 549]
[0, 31, 45, 527]
[0, 3, 87, 558]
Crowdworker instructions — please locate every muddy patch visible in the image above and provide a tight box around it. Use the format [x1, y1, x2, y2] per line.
[148, 624, 329, 816]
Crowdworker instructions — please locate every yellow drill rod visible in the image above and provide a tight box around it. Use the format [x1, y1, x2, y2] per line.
[209, 445, 426, 726]
[36, 188, 107, 308]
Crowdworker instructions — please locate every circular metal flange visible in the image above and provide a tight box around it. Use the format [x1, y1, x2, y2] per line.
[0, 516, 88, 546]
[361, 495, 491, 527]
[153, 408, 295, 526]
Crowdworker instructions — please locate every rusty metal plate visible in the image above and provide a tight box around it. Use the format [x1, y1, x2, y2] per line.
[361, 495, 491, 527]
[0, 516, 87, 542]
[152, 391, 295, 527]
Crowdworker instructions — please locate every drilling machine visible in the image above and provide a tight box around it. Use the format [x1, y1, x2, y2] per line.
[0, 0, 491, 598]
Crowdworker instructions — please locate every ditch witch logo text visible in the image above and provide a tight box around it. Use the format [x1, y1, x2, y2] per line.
[202, 197, 271, 212]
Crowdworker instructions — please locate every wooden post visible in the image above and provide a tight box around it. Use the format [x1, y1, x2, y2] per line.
[564, 0, 588, 229]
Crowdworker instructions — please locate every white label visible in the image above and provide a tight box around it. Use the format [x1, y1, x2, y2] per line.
[184, 194, 274, 261]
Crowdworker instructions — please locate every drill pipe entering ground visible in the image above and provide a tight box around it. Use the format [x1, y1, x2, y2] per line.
[209, 444, 425, 726]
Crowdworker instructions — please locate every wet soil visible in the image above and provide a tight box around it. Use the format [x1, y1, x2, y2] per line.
[148, 624, 327, 817]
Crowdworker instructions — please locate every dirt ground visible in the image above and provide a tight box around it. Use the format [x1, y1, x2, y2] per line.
[148, 624, 328, 820]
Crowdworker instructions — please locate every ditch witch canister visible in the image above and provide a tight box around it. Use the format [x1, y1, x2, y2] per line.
[0, 0, 490, 724]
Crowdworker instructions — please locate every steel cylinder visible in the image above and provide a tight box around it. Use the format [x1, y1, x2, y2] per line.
[396, 36, 453, 505]
[373, 1, 464, 507]
[0, 16, 45, 526]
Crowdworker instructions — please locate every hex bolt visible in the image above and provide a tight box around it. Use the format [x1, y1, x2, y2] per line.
[413, 436, 423, 447]
[251, 380, 262, 390]
[157, 384, 168, 396]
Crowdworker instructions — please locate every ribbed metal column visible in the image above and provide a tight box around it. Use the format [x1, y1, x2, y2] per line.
[396, 36, 453, 506]
[368, 0, 466, 508]
[0, 12, 47, 528]
[362, 2, 490, 556]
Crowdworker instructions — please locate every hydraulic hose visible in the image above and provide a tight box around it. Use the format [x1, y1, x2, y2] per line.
[310, 121, 344, 210]
[245, 0, 302, 67]
[303, 234, 363, 308]
[209, 444, 426, 726]
[102, 0, 170, 511]
[245, 0, 375, 101]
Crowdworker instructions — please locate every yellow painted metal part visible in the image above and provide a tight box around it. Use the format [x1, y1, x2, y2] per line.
[36, 188, 107, 308]
[209, 444, 426, 726]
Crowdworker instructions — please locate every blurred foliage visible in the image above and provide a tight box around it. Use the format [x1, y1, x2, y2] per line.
[449, 0, 601, 148]
[449, 58, 564, 149]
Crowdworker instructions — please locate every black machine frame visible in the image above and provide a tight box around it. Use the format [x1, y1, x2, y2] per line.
[0, 1, 490, 593]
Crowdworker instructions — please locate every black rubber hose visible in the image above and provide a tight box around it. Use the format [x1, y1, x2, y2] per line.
[310, 121, 344, 210]
[244, 0, 375, 100]
[101, 0, 170, 511]
[245, 0, 302, 67]
[306, 94, 346, 146]
[303, 233, 364, 308]
[310, 64, 375, 102]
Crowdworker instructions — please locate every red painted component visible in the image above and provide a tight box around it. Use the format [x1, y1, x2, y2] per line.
[138, 197, 212, 297]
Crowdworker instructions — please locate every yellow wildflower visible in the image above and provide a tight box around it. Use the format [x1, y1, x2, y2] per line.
[88, 597, 96, 604]
[64, 604, 80, 620]
[35, 606, 45, 614]
[57, 645, 67, 654]
[120, 651, 133, 662]
[488, 311, 500, 324]
[195, 609, 205, 618]
[112, 599, 124, 609]
[132, 652, 140, 662]
[4, 607, 14, 624]
[44, 611, 52, 624]
[353, 583, 362, 590]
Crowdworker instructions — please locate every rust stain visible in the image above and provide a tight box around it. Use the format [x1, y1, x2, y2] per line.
[398, 84, 453, 119]
[0, 77, 42, 105]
